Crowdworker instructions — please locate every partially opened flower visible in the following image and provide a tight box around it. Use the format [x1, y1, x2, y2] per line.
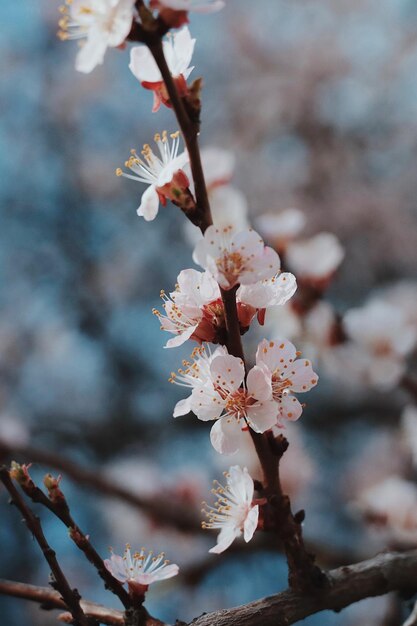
[202, 466, 259, 553]
[256, 339, 318, 423]
[116, 131, 192, 221]
[238, 272, 297, 324]
[58, 0, 135, 73]
[286, 232, 344, 284]
[155, 269, 256, 348]
[193, 226, 281, 290]
[129, 27, 195, 111]
[104, 545, 179, 594]
[186, 351, 276, 454]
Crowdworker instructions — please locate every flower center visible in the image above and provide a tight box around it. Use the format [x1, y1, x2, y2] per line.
[271, 372, 292, 399]
[217, 251, 245, 284]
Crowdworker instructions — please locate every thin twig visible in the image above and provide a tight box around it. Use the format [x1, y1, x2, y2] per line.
[0, 468, 89, 626]
[13, 469, 131, 609]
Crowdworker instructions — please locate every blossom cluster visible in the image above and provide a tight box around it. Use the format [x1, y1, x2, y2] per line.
[58, 0, 321, 570]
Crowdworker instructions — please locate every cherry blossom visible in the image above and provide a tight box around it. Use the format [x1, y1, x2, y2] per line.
[116, 131, 191, 221]
[58, 0, 135, 74]
[255, 339, 318, 423]
[256, 208, 306, 251]
[193, 226, 281, 291]
[105, 545, 179, 593]
[343, 300, 417, 389]
[170, 345, 227, 417]
[202, 466, 259, 553]
[286, 232, 344, 283]
[355, 477, 417, 546]
[155, 269, 256, 348]
[129, 27, 195, 112]
[238, 272, 297, 324]
[189, 351, 276, 454]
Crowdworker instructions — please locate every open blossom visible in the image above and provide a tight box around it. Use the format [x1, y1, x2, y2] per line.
[286, 232, 344, 283]
[238, 273, 297, 324]
[58, 0, 135, 74]
[193, 226, 281, 290]
[129, 27, 195, 112]
[104, 545, 179, 593]
[116, 131, 192, 221]
[170, 345, 227, 418]
[256, 339, 318, 423]
[202, 466, 259, 554]
[155, 269, 256, 348]
[343, 300, 416, 389]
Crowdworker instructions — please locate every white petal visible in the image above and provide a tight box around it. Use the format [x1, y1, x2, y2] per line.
[256, 338, 297, 374]
[278, 395, 303, 421]
[209, 525, 240, 554]
[287, 359, 318, 393]
[243, 505, 259, 542]
[246, 399, 277, 433]
[129, 45, 162, 83]
[76, 30, 108, 73]
[247, 365, 272, 401]
[210, 354, 245, 393]
[173, 396, 192, 417]
[137, 185, 159, 221]
[210, 418, 241, 454]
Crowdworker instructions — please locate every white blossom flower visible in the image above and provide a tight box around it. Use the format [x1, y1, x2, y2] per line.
[152, 0, 224, 14]
[58, 0, 135, 74]
[343, 300, 417, 389]
[237, 273, 297, 311]
[202, 466, 259, 553]
[189, 351, 276, 454]
[155, 269, 220, 348]
[170, 345, 227, 417]
[256, 208, 306, 247]
[355, 477, 417, 546]
[255, 339, 318, 423]
[116, 131, 190, 221]
[105, 545, 179, 590]
[193, 226, 281, 290]
[286, 232, 344, 281]
[129, 27, 195, 111]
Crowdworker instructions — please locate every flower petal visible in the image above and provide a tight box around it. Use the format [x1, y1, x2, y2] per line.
[210, 418, 241, 454]
[137, 185, 159, 221]
[243, 505, 259, 542]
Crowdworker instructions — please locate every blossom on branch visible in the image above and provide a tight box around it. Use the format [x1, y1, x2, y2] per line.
[116, 131, 192, 221]
[129, 27, 195, 112]
[173, 348, 276, 454]
[256, 339, 318, 423]
[58, 0, 135, 74]
[238, 273, 297, 325]
[202, 465, 259, 554]
[104, 545, 179, 595]
[193, 226, 281, 290]
[155, 269, 256, 348]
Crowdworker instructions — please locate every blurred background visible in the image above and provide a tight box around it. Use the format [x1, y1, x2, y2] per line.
[1, 0, 417, 624]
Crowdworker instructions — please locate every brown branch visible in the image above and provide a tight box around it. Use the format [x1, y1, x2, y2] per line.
[190, 550, 417, 626]
[0, 579, 166, 626]
[0, 468, 89, 626]
[0, 439, 201, 534]
[12, 468, 131, 609]
[127, 28, 323, 591]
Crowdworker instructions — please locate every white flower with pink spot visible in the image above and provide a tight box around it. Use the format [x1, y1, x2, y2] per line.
[104, 545, 179, 592]
[129, 27, 195, 111]
[193, 226, 281, 291]
[116, 131, 190, 221]
[255, 339, 318, 423]
[182, 350, 276, 454]
[202, 465, 259, 554]
[58, 0, 135, 74]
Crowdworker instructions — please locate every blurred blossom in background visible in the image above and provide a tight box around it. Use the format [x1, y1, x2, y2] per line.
[0, 0, 417, 624]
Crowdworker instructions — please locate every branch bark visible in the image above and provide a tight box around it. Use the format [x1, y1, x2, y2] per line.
[190, 550, 417, 626]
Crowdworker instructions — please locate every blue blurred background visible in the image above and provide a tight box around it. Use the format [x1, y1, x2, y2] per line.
[1, 1, 417, 624]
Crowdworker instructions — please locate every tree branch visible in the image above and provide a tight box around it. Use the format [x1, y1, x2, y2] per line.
[190, 550, 417, 626]
[0, 439, 201, 534]
[0, 468, 89, 626]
